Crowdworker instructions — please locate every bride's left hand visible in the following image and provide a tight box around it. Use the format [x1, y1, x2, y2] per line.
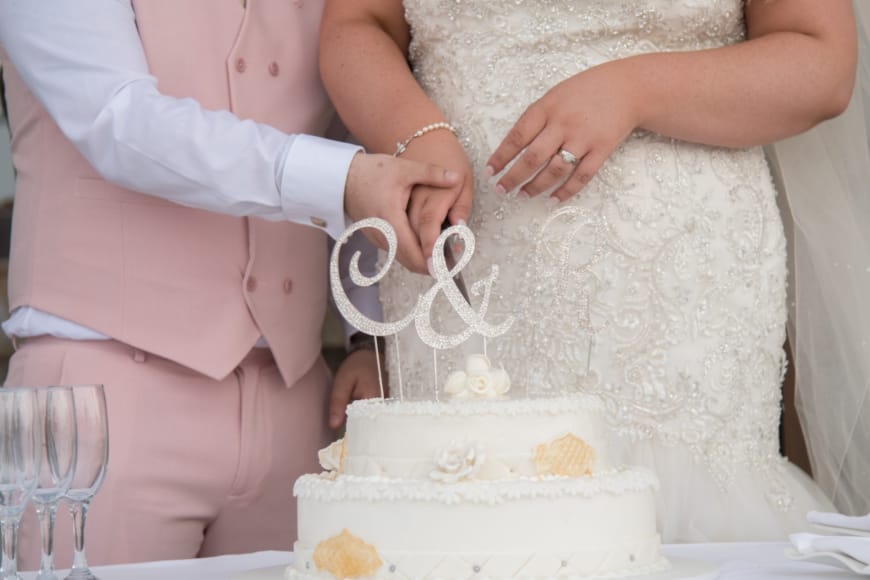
[485, 61, 641, 204]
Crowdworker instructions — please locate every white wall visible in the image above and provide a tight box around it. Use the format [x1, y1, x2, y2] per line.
[0, 110, 13, 202]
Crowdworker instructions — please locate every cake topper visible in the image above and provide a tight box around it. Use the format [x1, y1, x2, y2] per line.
[330, 218, 514, 400]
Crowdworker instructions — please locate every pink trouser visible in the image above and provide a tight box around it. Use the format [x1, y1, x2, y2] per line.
[5, 336, 331, 570]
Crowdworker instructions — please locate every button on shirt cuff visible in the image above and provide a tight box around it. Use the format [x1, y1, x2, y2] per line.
[279, 134, 361, 240]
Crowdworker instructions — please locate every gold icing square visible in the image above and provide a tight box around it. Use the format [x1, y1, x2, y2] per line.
[534, 433, 596, 477]
[313, 529, 383, 579]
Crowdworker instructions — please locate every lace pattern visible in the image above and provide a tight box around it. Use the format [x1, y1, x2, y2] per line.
[380, 0, 793, 507]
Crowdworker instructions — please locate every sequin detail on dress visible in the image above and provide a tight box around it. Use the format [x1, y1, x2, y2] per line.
[382, 0, 792, 508]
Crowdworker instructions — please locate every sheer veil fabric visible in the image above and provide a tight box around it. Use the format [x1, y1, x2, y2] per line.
[768, 0, 870, 516]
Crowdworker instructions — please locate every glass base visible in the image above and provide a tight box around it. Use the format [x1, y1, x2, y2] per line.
[64, 569, 98, 580]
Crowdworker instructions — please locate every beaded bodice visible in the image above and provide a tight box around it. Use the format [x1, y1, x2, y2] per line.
[381, 0, 791, 503]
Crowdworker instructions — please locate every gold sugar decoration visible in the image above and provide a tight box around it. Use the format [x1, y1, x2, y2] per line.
[312, 529, 383, 579]
[534, 433, 596, 477]
[318, 438, 347, 474]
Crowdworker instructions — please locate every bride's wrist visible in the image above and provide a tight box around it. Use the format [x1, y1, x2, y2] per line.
[610, 55, 655, 132]
[394, 122, 459, 157]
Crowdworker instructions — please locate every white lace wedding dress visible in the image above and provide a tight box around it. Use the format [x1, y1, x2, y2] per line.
[379, 0, 834, 542]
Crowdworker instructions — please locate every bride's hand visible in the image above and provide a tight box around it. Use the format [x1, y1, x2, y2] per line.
[485, 62, 641, 204]
[401, 132, 474, 271]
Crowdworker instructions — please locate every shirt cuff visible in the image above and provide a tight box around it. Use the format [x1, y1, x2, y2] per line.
[278, 134, 362, 240]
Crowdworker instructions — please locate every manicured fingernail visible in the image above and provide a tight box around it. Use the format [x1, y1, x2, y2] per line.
[457, 218, 467, 226]
[518, 190, 530, 200]
[329, 415, 341, 428]
[546, 196, 560, 208]
[480, 165, 495, 180]
[427, 257, 435, 277]
[445, 170, 460, 181]
[495, 183, 507, 196]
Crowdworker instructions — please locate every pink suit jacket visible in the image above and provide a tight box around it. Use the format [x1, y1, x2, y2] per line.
[2, 0, 334, 386]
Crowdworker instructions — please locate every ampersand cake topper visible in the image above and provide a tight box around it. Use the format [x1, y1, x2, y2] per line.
[329, 218, 515, 349]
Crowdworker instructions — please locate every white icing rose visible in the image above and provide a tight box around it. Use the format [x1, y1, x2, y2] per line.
[444, 354, 511, 400]
[318, 438, 345, 473]
[465, 354, 491, 375]
[430, 441, 486, 483]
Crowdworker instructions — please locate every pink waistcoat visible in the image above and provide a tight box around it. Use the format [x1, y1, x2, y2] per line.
[1, 0, 334, 386]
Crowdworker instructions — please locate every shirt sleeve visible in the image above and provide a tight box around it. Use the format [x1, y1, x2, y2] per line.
[0, 0, 359, 239]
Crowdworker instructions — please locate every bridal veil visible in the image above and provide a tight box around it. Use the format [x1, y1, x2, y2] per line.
[767, 0, 870, 516]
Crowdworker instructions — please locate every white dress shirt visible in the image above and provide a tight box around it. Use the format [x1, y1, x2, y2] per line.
[0, 0, 381, 344]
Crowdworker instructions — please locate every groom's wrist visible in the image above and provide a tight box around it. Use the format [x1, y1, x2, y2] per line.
[347, 332, 386, 356]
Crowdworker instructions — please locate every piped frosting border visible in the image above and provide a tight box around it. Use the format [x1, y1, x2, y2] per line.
[345, 394, 604, 419]
[294, 466, 658, 504]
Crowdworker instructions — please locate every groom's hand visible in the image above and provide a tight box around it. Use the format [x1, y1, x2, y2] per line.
[328, 349, 385, 429]
[344, 152, 460, 274]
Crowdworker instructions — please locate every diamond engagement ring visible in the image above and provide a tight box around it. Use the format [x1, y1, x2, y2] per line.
[559, 149, 579, 165]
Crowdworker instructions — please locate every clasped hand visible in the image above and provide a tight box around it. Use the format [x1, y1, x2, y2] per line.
[345, 130, 474, 275]
[344, 151, 468, 275]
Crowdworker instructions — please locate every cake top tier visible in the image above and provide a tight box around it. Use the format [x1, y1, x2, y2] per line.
[336, 394, 610, 482]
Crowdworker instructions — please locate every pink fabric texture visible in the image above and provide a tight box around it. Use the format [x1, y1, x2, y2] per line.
[1, 0, 339, 566]
[7, 337, 331, 568]
[1, 0, 333, 386]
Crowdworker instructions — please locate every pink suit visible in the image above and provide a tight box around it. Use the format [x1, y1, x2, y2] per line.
[2, 0, 337, 567]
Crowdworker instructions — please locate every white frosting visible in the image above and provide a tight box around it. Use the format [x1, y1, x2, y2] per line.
[342, 395, 609, 479]
[293, 385, 666, 579]
[345, 395, 603, 418]
[292, 469, 665, 579]
[294, 467, 657, 504]
[288, 552, 669, 580]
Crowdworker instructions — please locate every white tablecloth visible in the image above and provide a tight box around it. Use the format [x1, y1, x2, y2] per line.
[21, 543, 857, 579]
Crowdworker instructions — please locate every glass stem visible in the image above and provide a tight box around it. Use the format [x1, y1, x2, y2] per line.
[69, 500, 91, 573]
[0, 517, 20, 578]
[35, 502, 58, 573]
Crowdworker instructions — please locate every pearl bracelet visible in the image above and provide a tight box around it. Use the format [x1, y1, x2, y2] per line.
[394, 122, 458, 157]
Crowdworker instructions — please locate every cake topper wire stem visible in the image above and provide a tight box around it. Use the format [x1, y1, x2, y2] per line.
[433, 349, 439, 402]
[395, 333, 405, 401]
[374, 337, 385, 400]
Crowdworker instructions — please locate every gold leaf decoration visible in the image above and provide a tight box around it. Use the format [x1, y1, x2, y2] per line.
[317, 438, 347, 473]
[313, 529, 383, 579]
[534, 433, 596, 477]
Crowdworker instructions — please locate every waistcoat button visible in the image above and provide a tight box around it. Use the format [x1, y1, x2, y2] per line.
[246, 277, 257, 292]
[269, 62, 280, 77]
[235, 58, 247, 73]
[283, 278, 293, 294]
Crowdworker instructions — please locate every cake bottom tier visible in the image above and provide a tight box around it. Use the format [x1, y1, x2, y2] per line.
[290, 468, 669, 579]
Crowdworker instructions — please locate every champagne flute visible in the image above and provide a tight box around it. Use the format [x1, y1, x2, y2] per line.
[0, 388, 42, 580]
[32, 387, 78, 580]
[63, 385, 108, 580]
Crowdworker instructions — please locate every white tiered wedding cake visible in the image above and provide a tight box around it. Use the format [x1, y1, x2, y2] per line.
[287, 220, 669, 579]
